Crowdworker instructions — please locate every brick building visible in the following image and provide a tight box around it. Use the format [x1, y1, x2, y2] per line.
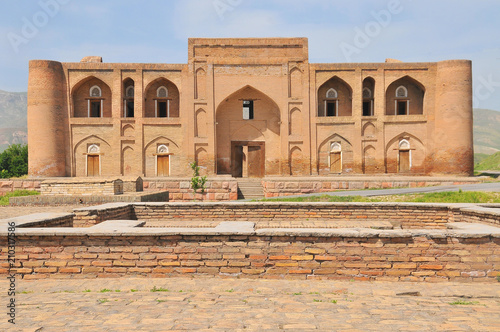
[27, 38, 473, 178]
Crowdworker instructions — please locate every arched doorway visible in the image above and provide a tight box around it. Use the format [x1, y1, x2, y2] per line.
[216, 86, 280, 177]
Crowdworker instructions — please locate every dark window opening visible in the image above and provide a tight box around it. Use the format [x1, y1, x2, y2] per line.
[326, 101, 336, 116]
[363, 101, 372, 116]
[397, 101, 407, 115]
[158, 101, 167, 117]
[126, 101, 134, 118]
[243, 100, 254, 120]
[90, 101, 101, 117]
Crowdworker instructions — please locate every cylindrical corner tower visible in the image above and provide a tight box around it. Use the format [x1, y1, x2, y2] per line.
[28, 60, 67, 177]
[433, 60, 473, 175]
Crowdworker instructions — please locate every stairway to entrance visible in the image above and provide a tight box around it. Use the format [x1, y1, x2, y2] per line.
[237, 179, 264, 200]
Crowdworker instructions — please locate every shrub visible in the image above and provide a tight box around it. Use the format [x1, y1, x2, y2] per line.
[190, 162, 207, 197]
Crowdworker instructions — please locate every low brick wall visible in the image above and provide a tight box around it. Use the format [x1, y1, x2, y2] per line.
[134, 202, 451, 229]
[9, 191, 169, 206]
[73, 204, 135, 227]
[2, 232, 499, 282]
[451, 205, 500, 227]
[143, 178, 238, 201]
[1, 203, 499, 281]
[0, 179, 41, 195]
[262, 178, 483, 198]
[41, 178, 123, 196]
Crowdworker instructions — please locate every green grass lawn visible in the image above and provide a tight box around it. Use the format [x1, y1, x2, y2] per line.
[260, 191, 500, 204]
[0, 189, 39, 206]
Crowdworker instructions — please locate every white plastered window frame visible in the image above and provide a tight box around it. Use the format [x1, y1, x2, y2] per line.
[324, 88, 339, 117]
[155, 86, 170, 118]
[155, 144, 171, 176]
[328, 142, 342, 173]
[394, 86, 409, 115]
[88, 85, 103, 118]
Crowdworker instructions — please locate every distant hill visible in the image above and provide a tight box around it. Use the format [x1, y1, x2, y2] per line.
[475, 151, 500, 171]
[0, 89, 499, 155]
[473, 108, 500, 154]
[0, 90, 27, 151]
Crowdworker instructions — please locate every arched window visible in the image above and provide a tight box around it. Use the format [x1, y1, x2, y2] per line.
[90, 86, 102, 97]
[386, 77, 425, 116]
[318, 77, 352, 117]
[363, 77, 375, 117]
[126, 86, 134, 98]
[124, 85, 135, 118]
[326, 88, 338, 99]
[157, 144, 169, 154]
[155, 86, 170, 117]
[396, 86, 408, 98]
[88, 144, 100, 154]
[363, 88, 373, 116]
[395, 86, 409, 115]
[325, 88, 338, 116]
[157, 86, 168, 98]
[399, 139, 410, 150]
[362, 87, 372, 99]
[88, 86, 103, 117]
[330, 142, 342, 152]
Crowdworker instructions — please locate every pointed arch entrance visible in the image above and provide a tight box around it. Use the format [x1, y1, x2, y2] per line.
[216, 86, 280, 177]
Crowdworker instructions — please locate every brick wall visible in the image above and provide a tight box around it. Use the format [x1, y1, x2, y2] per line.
[143, 179, 238, 201]
[262, 179, 482, 198]
[73, 204, 135, 227]
[134, 202, 451, 229]
[41, 179, 123, 196]
[0, 179, 41, 195]
[2, 234, 498, 282]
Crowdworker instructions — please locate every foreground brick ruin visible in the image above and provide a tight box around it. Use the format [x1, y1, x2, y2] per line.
[1, 202, 499, 282]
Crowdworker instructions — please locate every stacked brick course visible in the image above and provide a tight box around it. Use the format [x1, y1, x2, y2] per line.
[134, 202, 451, 229]
[2, 234, 498, 282]
[40, 178, 123, 196]
[73, 204, 135, 227]
[262, 178, 482, 197]
[143, 179, 238, 201]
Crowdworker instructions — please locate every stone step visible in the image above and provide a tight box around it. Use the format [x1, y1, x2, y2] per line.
[237, 180, 264, 199]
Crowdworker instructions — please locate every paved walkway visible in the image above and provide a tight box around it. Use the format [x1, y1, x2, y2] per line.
[1, 277, 499, 331]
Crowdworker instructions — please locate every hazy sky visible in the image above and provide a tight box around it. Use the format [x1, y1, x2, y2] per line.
[0, 0, 499, 110]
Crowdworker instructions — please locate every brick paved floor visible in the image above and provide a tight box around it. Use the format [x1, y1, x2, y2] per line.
[1, 277, 499, 331]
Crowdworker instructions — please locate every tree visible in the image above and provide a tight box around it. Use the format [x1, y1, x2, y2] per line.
[0, 144, 28, 178]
